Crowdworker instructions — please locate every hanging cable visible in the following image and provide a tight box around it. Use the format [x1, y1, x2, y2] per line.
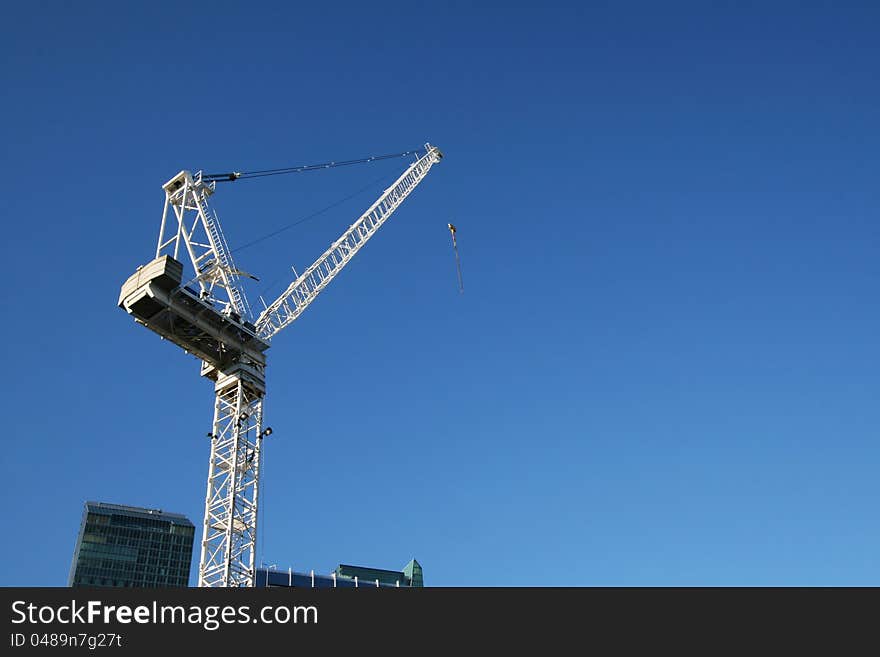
[231, 170, 400, 256]
[448, 223, 464, 294]
[204, 148, 423, 182]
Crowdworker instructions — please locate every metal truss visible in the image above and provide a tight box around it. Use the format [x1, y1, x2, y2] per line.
[198, 367, 266, 588]
[255, 144, 443, 341]
[156, 170, 251, 320]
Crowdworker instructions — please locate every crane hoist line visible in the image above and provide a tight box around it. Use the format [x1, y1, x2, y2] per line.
[117, 143, 443, 587]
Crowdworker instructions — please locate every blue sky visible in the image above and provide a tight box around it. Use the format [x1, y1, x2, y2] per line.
[1, 1, 878, 586]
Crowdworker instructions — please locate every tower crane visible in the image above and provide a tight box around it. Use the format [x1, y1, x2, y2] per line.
[118, 143, 443, 587]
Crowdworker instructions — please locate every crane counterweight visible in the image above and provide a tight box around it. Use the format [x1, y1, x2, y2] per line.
[118, 255, 269, 373]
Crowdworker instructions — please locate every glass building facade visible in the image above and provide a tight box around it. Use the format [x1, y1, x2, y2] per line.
[68, 502, 195, 588]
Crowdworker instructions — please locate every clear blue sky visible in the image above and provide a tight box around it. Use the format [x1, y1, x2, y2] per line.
[1, 1, 877, 586]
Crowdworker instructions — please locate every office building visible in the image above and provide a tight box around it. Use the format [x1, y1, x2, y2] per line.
[68, 501, 195, 588]
[256, 559, 424, 588]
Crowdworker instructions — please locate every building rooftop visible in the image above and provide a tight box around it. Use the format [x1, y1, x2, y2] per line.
[84, 501, 194, 525]
[257, 559, 423, 588]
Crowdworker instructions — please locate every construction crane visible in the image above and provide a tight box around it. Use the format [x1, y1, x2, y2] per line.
[117, 144, 443, 587]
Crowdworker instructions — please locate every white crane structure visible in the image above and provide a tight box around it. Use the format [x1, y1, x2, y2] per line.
[118, 144, 443, 587]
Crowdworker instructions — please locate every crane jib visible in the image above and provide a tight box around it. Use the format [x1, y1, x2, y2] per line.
[254, 144, 442, 341]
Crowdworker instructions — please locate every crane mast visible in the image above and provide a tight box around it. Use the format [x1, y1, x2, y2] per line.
[117, 143, 442, 586]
